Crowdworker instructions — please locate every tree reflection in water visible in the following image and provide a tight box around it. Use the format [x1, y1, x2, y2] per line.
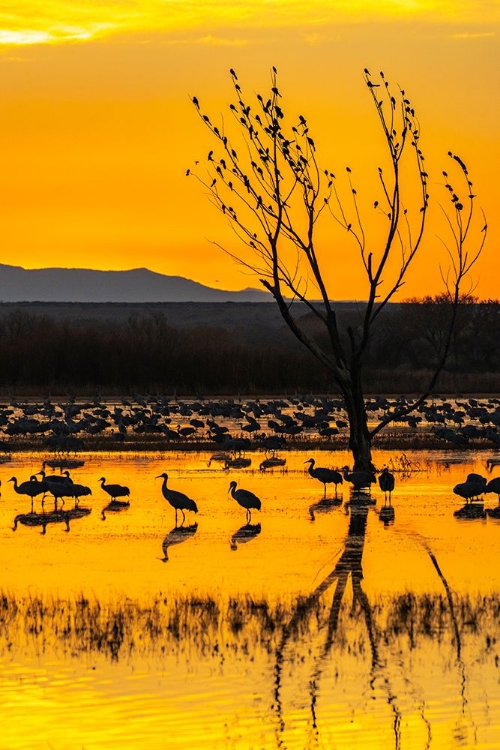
[2, 493, 500, 748]
[272, 493, 479, 749]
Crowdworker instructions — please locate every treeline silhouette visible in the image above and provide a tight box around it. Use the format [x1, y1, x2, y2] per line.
[0, 296, 498, 394]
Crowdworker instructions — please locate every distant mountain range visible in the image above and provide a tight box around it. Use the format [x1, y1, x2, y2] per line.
[0, 264, 272, 303]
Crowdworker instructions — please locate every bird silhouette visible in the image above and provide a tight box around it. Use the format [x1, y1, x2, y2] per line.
[37, 469, 72, 482]
[160, 523, 198, 561]
[228, 481, 261, 522]
[304, 458, 343, 497]
[342, 466, 376, 493]
[99, 477, 130, 502]
[378, 467, 395, 502]
[453, 473, 487, 503]
[8, 476, 47, 511]
[485, 476, 500, 501]
[156, 473, 198, 524]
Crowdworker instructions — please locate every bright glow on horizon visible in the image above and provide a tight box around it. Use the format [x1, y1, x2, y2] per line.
[0, 0, 497, 299]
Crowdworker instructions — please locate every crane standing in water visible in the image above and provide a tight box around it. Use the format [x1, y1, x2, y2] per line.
[99, 477, 130, 502]
[8, 476, 47, 511]
[342, 465, 376, 493]
[304, 458, 343, 497]
[156, 472, 198, 525]
[378, 467, 395, 502]
[228, 481, 261, 522]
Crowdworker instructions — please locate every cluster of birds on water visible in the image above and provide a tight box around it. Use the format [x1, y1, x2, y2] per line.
[453, 470, 500, 518]
[8, 453, 500, 541]
[3, 393, 500, 452]
[6, 458, 396, 528]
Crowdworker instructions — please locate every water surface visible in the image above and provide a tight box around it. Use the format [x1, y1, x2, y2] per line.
[0, 449, 499, 748]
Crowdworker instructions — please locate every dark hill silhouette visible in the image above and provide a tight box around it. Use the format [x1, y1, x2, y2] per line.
[0, 264, 272, 303]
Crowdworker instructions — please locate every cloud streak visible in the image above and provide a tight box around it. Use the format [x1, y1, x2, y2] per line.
[0, 0, 497, 46]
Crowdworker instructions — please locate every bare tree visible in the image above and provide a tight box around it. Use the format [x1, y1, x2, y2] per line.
[189, 68, 487, 471]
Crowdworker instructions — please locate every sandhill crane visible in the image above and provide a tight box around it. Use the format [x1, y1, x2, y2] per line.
[99, 477, 130, 502]
[38, 469, 73, 484]
[304, 458, 343, 497]
[156, 473, 198, 524]
[8, 476, 46, 511]
[485, 477, 500, 501]
[342, 466, 376, 493]
[453, 473, 487, 503]
[378, 467, 395, 502]
[228, 481, 261, 522]
[67, 483, 92, 503]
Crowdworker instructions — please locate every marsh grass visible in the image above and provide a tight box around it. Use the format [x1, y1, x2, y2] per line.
[0, 591, 499, 664]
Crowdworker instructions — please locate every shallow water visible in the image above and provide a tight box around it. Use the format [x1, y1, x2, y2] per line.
[1, 449, 499, 748]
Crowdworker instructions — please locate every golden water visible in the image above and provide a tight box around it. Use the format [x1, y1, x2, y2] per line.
[0, 450, 499, 748]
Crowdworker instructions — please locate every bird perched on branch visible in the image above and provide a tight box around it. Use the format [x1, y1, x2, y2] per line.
[156, 473, 198, 525]
[229, 481, 261, 522]
[304, 458, 343, 497]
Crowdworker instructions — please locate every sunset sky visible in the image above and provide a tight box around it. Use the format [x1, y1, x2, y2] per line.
[0, 1, 498, 300]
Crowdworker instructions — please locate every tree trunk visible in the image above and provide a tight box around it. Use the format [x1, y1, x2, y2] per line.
[344, 375, 375, 472]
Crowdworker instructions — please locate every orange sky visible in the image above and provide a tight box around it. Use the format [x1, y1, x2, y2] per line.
[0, 1, 498, 299]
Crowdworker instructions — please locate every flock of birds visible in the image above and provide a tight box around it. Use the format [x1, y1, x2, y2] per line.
[8, 452, 500, 536]
[2, 394, 500, 453]
[6, 459, 396, 530]
[453, 471, 500, 518]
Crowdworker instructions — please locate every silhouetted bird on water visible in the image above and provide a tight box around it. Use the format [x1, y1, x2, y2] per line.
[378, 467, 395, 502]
[485, 476, 500, 501]
[304, 458, 343, 497]
[342, 466, 376, 493]
[156, 472, 198, 524]
[453, 473, 487, 504]
[99, 477, 130, 502]
[228, 481, 261, 522]
[8, 476, 46, 511]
